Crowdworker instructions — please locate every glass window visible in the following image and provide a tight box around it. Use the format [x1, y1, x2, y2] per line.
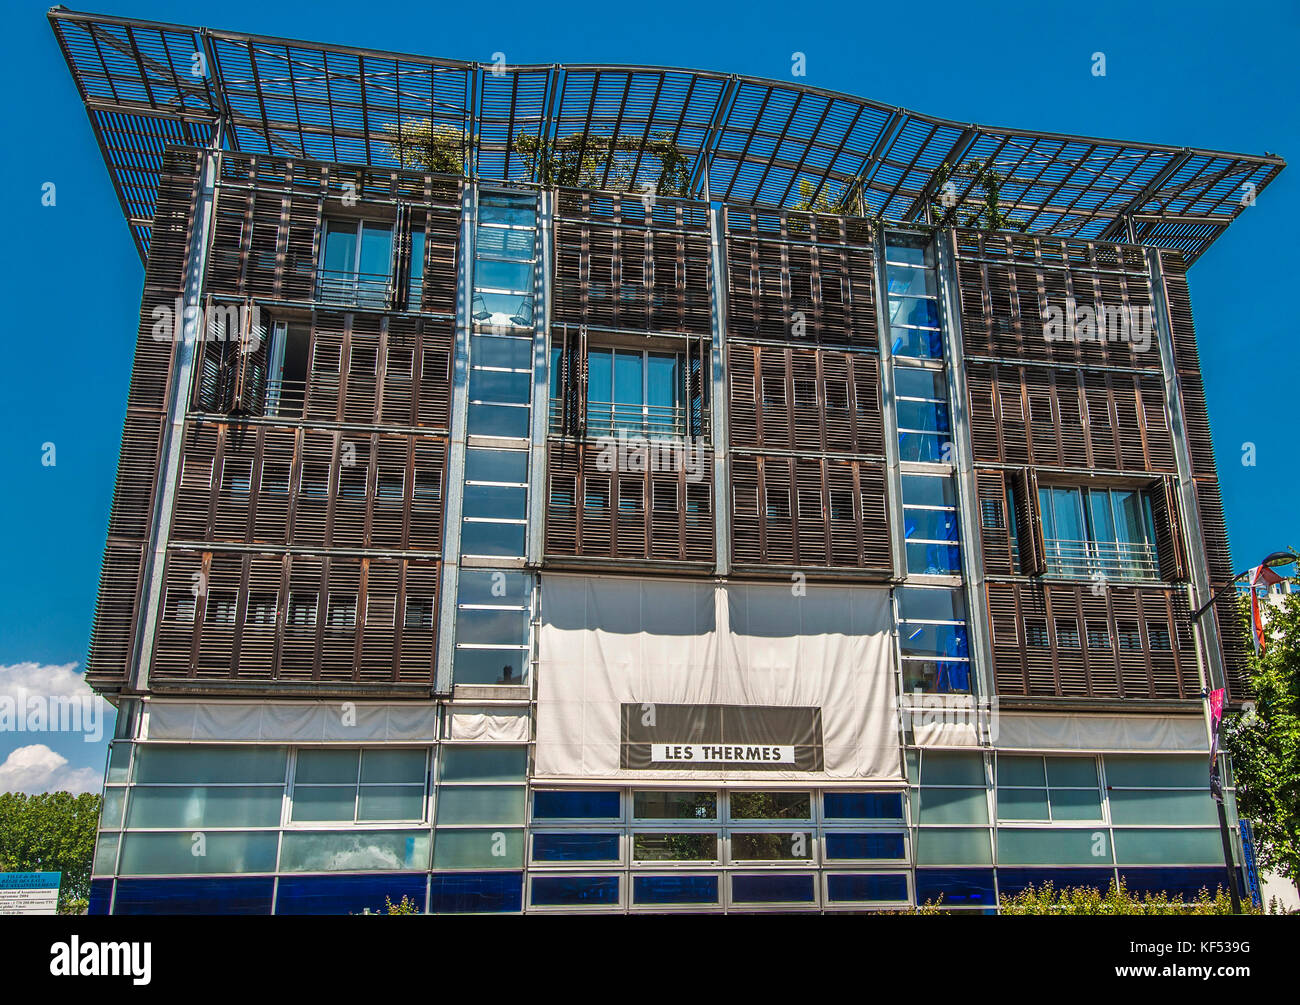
[916, 787, 988, 825]
[728, 791, 811, 820]
[731, 832, 814, 861]
[133, 746, 287, 785]
[281, 830, 430, 872]
[119, 832, 279, 875]
[730, 873, 816, 904]
[913, 828, 993, 866]
[530, 875, 619, 907]
[533, 790, 620, 820]
[452, 647, 528, 685]
[434, 828, 525, 870]
[824, 833, 907, 860]
[632, 791, 717, 820]
[633, 833, 718, 862]
[318, 218, 393, 308]
[435, 786, 526, 826]
[1040, 484, 1159, 581]
[440, 746, 528, 783]
[534, 833, 621, 863]
[633, 875, 719, 905]
[126, 786, 284, 829]
[578, 347, 685, 438]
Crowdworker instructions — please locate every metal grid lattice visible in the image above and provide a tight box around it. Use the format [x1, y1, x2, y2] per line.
[51, 7, 1284, 264]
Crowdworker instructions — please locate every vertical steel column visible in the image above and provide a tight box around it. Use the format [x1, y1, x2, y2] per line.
[1149, 245, 1243, 910]
[131, 145, 220, 691]
[526, 189, 554, 564]
[1146, 248, 1226, 700]
[936, 229, 996, 715]
[433, 182, 478, 695]
[707, 204, 731, 576]
[871, 228, 908, 580]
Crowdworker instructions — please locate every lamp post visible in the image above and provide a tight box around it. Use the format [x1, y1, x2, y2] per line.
[1188, 550, 1298, 915]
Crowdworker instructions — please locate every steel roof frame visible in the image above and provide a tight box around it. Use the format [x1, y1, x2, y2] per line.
[49, 6, 1284, 265]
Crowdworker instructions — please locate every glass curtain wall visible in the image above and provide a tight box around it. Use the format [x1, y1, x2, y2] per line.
[453, 189, 540, 685]
[886, 233, 969, 695]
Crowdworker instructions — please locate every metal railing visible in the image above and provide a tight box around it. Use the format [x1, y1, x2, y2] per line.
[1040, 537, 1159, 582]
[316, 269, 394, 310]
[548, 398, 703, 439]
[263, 378, 309, 418]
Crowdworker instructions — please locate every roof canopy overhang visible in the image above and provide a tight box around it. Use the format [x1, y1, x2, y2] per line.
[50, 6, 1284, 264]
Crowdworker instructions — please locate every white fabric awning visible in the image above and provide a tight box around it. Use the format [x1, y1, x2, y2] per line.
[536, 573, 901, 782]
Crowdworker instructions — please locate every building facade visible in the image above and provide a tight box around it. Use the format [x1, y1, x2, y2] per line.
[52, 9, 1282, 914]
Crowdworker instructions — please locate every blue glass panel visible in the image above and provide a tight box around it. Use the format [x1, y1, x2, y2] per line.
[890, 296, 940, 328]
[899, 623, 969, 659]
[460, 520, 526, 557]
[275, 873, 427, 915]
[825, 833, 907, 860]
[428, 872, 523, 913]
[588, 348, 612, 405]
[1118, 867, 1241, 900]
[826, 874, 909, 902]
[897, 399, 952, 433]
[914, 868, 997, 907]
[532, 833, 620, 862]
[531, 875, 619, 906]
[613, 350, 644, 406]
[891, 326, 943, 359]
[903, 508, 959, 542]
[633, 875, 719, 905]
[533, 790, 620, 819]
[823, 792, 905, 820]
[731, 873, 816, 904]
[112, 877, 275, 915]
[906, 542, 963, 574]
[89, 878, 113, 915]
[898, 431, 949, 463]
[997, 868, 1116, 896]
[322, 221, 357, 274]
[358, 222, 393, 277]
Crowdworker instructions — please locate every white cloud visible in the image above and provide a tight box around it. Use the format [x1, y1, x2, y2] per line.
[0, 744, 101, 794]
[1, 661, 93, 701]
[0, 661, 110, 744]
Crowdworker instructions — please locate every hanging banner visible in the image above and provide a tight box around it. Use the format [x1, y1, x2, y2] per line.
[622, 704, 824, 770]
[1208, 687, 1226, 803]
[535, 574, 900, 782]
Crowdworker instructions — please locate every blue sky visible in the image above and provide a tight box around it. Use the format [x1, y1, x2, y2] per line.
[1, 0, 1296, 790]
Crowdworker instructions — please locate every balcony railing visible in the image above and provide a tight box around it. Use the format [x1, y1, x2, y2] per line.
[316, 269, 394, 310]
[263, 378, 308, 418]
[1039, 537, 1160, 582]
[548, 398, 705, 440]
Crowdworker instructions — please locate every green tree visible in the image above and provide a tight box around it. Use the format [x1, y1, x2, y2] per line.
[382, 119, 690, 198]
[0, 791, 102, 914]
[1223, 586, 1300, 898]
[384, 120, 467, 174]
[928, 160, 1025, 232]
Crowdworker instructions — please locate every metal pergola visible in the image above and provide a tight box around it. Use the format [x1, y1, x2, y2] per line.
[50, 6, 1284, 265]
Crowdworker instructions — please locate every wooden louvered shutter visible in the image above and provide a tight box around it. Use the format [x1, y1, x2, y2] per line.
[1150, 474, 1187, 582]
[230, 302, 269, 416]
[1013, 467, 1046, 576]
[194, 295, 236, 413]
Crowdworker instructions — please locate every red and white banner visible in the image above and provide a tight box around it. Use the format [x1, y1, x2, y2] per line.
[1247, 564, 1283, 654]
